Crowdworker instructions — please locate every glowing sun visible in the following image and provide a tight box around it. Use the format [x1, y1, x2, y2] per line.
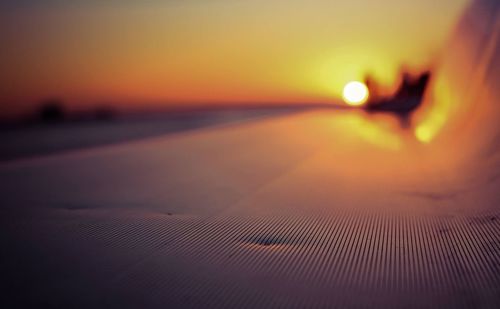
[343, 81, 369, 106]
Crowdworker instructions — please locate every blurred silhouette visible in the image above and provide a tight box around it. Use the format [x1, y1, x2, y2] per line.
[365, 71, 431, 124]
[73, 106, 117, 122]
[37, 99, 66, 123]
[364, 74, 380, 102]
[94, 106, 116, 121]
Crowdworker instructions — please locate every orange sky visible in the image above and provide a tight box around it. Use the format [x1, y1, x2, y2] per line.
[0, 0, 469, 117]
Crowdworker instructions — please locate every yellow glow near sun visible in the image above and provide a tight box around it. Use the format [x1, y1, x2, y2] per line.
[343, 81, 369, 106]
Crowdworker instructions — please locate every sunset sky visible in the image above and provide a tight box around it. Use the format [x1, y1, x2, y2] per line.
[0, 0, 469, 117]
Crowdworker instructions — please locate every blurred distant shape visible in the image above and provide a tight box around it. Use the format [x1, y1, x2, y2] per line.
[35, 99, 116, 124]
[72, 106, 116, 122]
[93, 107, 116, 121]
[37, 99, 66, 123]
[364, 70, 432, 123]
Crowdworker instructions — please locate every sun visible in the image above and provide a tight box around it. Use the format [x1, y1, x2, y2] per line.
[343, 81, 369, 106]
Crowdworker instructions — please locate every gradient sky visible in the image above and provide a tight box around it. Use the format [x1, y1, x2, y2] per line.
[0, 0, 469, 117]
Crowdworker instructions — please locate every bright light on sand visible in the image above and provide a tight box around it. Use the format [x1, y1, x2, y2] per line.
[343, 81, 369, 106]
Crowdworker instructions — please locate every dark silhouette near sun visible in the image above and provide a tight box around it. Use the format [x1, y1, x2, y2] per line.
[364, 70, 432, 123]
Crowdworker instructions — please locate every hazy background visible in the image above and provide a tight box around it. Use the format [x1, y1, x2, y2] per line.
[1, 0, 468, 118]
